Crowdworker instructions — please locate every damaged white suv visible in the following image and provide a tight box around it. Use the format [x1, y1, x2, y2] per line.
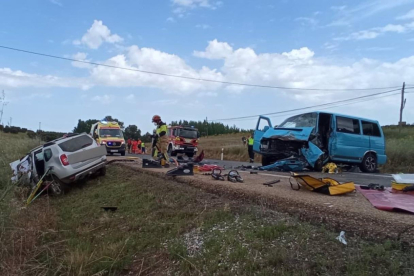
[10, 133, 107, 195]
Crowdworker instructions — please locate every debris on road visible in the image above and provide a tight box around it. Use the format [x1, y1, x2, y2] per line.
[290, 173, 355, 195]
[357, 186, 414, 214]
[263, 179, 281, 187]
[142, 158, 162, 168]
[322, 163, 340, 174]
[166, 163, 194, 176]
[227, 170, 244, 183]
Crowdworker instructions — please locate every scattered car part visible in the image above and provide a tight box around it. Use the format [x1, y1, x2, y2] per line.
[227, 170, 243, 183]
[142, 159, 162, 168]
[211, 168, 225, 181]
[263, 179, 280, 187]
[166, 163, 194, 176]
[290, 173, 355, 196]
[250, 171, 258, 174]
[101, 206, 118, 212]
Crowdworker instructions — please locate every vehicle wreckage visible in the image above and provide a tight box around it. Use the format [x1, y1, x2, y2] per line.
[253, 112, 387, 173]
[10, 133, 107, 195]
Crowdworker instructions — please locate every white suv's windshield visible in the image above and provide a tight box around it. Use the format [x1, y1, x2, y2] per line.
[278, 113, 318, 128]
[99, 129, 124, 138]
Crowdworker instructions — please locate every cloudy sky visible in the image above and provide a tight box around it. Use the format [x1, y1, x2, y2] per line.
[1, 0, 414, 133]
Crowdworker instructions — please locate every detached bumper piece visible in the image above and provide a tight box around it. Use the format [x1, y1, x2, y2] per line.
[290, 173, 355, 196]
[259, 157, 307, 172]
[166, 163, 194, 176]
[142, 159, 162, 168]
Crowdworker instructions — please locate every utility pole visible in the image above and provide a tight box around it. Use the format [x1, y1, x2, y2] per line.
[0, 90, 8, 126]
[205, 117, 208, 137]
[39, 122, 42, 145]
[399, 82, 406, 132]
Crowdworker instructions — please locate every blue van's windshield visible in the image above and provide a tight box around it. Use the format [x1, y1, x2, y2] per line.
[278, 113, 318, 128]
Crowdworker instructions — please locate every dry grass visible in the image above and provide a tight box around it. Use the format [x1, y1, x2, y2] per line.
[0, 132, 54, 276]
[198, 133, 261, 163]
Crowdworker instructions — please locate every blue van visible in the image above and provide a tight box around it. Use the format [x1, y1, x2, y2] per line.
[253, 112, 387, 173]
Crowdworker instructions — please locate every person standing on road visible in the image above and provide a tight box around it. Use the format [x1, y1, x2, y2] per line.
[127, 138, 132, 154]
[141, 142, 146, 154]
[248, 134, 254, 163]
[152, 115, 170, 167]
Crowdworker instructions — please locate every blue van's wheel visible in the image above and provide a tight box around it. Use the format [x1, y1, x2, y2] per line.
[360, 153, 377, 173]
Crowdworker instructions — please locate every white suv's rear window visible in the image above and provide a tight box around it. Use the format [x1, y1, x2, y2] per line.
[58, 135, 93, 152]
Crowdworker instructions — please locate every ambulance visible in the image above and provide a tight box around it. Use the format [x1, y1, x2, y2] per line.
[90, 121, 126, 156]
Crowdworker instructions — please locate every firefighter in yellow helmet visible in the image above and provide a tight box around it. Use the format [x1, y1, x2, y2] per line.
[151, 115, 170, 167]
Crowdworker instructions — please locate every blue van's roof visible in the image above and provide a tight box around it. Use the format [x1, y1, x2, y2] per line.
[298, 111, 380, 123]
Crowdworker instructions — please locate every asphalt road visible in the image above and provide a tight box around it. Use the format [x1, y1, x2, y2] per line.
[126, 153, 394, 187]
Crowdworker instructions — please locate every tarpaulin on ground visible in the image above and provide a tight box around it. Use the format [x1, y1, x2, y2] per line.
[357, 186, 414, 214]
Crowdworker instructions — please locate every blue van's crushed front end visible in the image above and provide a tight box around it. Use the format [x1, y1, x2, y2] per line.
[259, 127, 324, 168]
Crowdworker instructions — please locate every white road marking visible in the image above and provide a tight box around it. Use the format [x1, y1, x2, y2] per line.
[238, 171, 291, 179]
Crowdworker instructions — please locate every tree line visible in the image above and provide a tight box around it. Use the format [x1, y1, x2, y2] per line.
[170, 120, 253, 136]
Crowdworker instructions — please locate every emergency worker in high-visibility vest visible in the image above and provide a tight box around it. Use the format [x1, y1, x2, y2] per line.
[247, 135, 254, 163]
[151, 115, 170, 167]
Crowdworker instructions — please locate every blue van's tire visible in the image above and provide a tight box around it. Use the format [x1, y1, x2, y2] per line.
[360, 153, 377, 173]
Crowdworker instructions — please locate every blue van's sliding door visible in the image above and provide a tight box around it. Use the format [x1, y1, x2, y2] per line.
[330, 116, 368, 163]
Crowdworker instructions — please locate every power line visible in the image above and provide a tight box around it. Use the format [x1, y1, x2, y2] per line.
[210, 88, 403, 122]
[0, 45, 404, 92]
[221, 91, 403, 123]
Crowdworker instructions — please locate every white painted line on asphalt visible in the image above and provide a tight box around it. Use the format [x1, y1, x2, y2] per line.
[346, 172, 392, 178]
[238, 171, 291, 179]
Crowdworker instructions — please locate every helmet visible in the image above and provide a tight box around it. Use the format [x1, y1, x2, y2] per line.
[152, 115, 161, 123]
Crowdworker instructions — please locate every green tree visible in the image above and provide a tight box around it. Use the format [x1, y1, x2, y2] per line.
[124, 125, 141, 140]
[73, 119, 99, 133]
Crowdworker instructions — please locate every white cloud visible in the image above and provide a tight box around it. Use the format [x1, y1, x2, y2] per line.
[173, 0, 212, 8]
[193, 39, 233, 59]
[74, 20, 123, 49]
[166, 17, 176, 23]
[196, 24, 211, 29]
[91, 94, 113, 105]
[89, 45, 224, 94]
[0, 67, 90, 89]
[71, 52, 91, 69]
[328, 0, 414, 27]
[3, 38, 414, 104]
[282, 48, 314, 60]
[335, 22, 413, 40]
[295, 17, 318, 28]
[171, 0, 221, 15]
[50, 0, 62, 6]
[397, 9, 414, 20]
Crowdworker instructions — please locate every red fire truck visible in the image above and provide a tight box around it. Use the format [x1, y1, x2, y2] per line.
[167, 125, 200, 157]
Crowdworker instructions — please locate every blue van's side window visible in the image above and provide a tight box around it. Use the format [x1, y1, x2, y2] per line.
[336, 116, 360, 134]
[361, 121, 381, 137]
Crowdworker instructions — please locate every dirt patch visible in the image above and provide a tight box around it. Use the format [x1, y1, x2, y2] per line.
[118, 162, 414, 246]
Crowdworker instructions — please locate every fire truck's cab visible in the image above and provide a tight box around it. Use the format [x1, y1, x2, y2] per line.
[167, 126, 199, 157]
[90, 121, 126, 156]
